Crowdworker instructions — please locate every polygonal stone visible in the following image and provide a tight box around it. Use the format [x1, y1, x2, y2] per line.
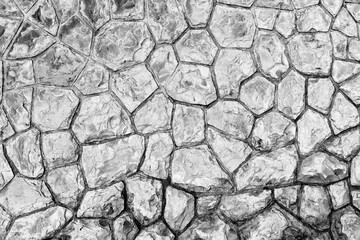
[146, 0, 187, 43]
[235, 145, 298, 191]
[207, 100, 254, 139]
[0, 206, 10, 239]
[141, 132, 173, 179]
[331, 31, 347, 59]
[28, 0, 59, 35]
[324, 128, 360, 160]
[351, 153, 360, 185]
[79, 0, 110, 29]
[136, 221, 174, 240]
[330, 92, 359, 134]
[252, 7, 278, 30]
[126, 175, 162, 226]
[274, 185, 300, 214]
[111, 64, 158, 112]
[214, 49, 256, 98]
[197, 195, 221, 215]
[32, 87, 79, 132]
[93, 20, 154, 70]
[297, 109, 331, 155]
[275, 10, 295, 38]
[72, 94, 133, 143]
[52, 0, 78, 23]
[333, 8, 357, 37]
[348, 3, 360, 21]
[331, 206, 360, 239]
[295, 6, 331, 32]
[171, 145, 232, 193]
[56, 219, 112, 240]
[134, 93, 173, 134]
[179, 0, 212, 27]
[240, 75, 275, 115]
[5, 128, 43, 178]
[46, 165, 85, 207]
[110, 0, 144, 20]
[308, 78, 335, 114]
[207, 127, 252, 173]
[166, 64, 216, 105]
[14, 0, 36, 12]
[210, 5, 255, 48]
[81, 135, 144, 188]
[114, 212, 139, 240]
[250, 111, 296, 151]
[254, 31, 289, 79]
[0, 147, 13, 191]
[75, 60, 109, 95]
[349, 39, 360, 61]
[327, 180, 350, 209]
[4, 60, 34, 90]
[255, 0, 294, 9]
[288, 33, 332, 75]
[59, 15, 92, 55]
[332, 60, 360, 83]
[77, 182, 124, 219]
[321, 0, 342, 16]
[172, 104, 204, 146]
[0, 108, 14, 140]
[34, 43, 86, 86]
[353, 191, 360, 210]
[0, 17, 20, 57]
[175, 29, 217, 65]
[0, 0, 22, 18]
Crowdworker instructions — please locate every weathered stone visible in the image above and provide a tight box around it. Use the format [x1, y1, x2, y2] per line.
[250, 111, 296, 151]
[77, 182, 124, 218]
[293, 0, 319, 8]
[0, 206, 10, 239]
[332, 60, 360, 83]
[46, 165, 85, 207]
[352, 190, 360, 210]
[296, 6, 331, 32]
[288, 33, 332, 75]
[171, 145, 232, 192]
[110, 0, 144, 20]
[331, 31, 347, 59]
[52, 0, 78, 23]
[327, 180, 350, 210]
[275, 10, 295, 38]
[114, 212, 139, 240]
[5, 128, 43, 178]
[14, 0, 35, 11]
[331, 206, 360, 239]
[0, 147, 12, 191]
[324, 128, 360, 160]
[164, 186, 194, 231]
[0, 108, 14, 140]
[207, 100, 254, 139]
[179, 0, 212, 27]
[111, 64, 158, 112]
[297, 109, 331, 155]
[4, 60, 34, 90]
[348, 3, 360, 21]
[349, 38, 360, 61]
[93, 20, 154, 70]
[197, 195, 221, 215]
[351, 153, 360, 185]
[81, 135, 144, 188]
[72, 94, 132, 143]
[333, 8, 358, 37]
[308, 78, 334, 114]
[255, 0, 294, 9]
[207, 127, 252, 172]
[79, 0, 110, 29]
[56, 219, 112, 240]
[210, 5, 255, 48]
[34, 44, 86, 86]
[321, 0, 342, 16]
[0, 18, 21, 57]
[252, 7, 278, 30]
[134, 93, 173, 134]
[32, 86, 79, 131]
[0, 0, 22, 18]
[274, 185, 300, 214]
[75, 60, 109, 95]
[28, 0, 59, 35]
[214, 49, 256, 98]
[135, 221, 174, 240]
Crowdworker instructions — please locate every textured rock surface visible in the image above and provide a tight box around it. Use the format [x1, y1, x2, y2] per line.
[75, 60, 109, 95]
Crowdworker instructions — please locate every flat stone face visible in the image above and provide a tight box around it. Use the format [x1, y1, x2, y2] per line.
[4, 60, 35, 90]
[331, 31, 347, 59]
[324, 128, 360, 160]
[252, 7, 278, 30]
[75, 60, 109, 95]
[333, 8, 357, 37]
[327, 180, 350, 209]
[332, 60, 360, 83]
[0, 147, 13, 191]
[308, 78, 335, 114]
[295, 6, 331, 32]
[349, 38, 360, 61]
[275, 10, 295, 38]
[321, 0, 342, 16]
[0, 17, 20, 56]
[149, 45, 178, 86]
[179, 0, 212, 27]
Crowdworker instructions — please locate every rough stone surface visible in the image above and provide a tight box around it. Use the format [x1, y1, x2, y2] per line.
[274, 185, 300, 214]
[79, 0, 110, 29]
[252, 7, 278, 30]
[135, 221, 174, 240]
[179, 0, 212, 27]
[325, 128, 360, 160]
[331, 31, 347, 59]
[113, 212, 139, 240]
[75, 60, 109, 95]
[327, 180, 350, 209]
[0, 147, 13, 191]
[197, 195, 221, 215]
[4, 60, 35, 90]
[110, 0, 144, 20]
[275, 10, 295, 38]
[331, 206, 360, 239]
[56, 219, 112, 240]
[295, 6, 331, 32]
[308, 78, 335, 114]
[332, 60, 360, 83]
[333, 8, 358, 37]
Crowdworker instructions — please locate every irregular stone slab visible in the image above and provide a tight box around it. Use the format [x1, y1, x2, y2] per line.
[175, 29, 217, 65]
[34, 44, 86, 86]
[331, 206, 360, 239]
[77, 182, 124, 219]
[0, 0, 22, 18]
[275, 10, 295, 38]
[0, 206, 10, 239]
[114, 212, 139, 240]
[136, 221, 174, 240]
[255, 0, 294, 9]
[219, 190, 271, 221]
[32, 87, 79, 131]
[293, 0, 319, 8]
[0, 108, 14, 140]
[179, 0, 212, 27]
[164, 186, 194, 231]
[250, 111, 296, 151]
[46, 165, 85, 207]
[56, 219, 112, 240]
[81, 135, 144, 188]
[308, 78, 334, 114]
[0, 147, 12, 191]
[321, 0, 342, 16]
[173, 104, 204, 146]
[240, 75, 275, 115]
[0, 177, 52, 216]
[207, 100, 254, 139]
[126, 175, 162, 225]
[111, 64, 158, 112]
[274, 185, 300, 214]
[297, 109, 331, 155]
[252, 7, 278, 30]
[28, 0, 59, 35]
[72, 94, 132, 143]
[333, 8, 358, 37]
[332, 60, 360, 83]
[324, 128, 360, 160]
[331, 31, 347, 59]
[0, 17, 21, 57]
[327, 180, 350, 209]
[4, 60, 35, 90]
[5, 128, 43, 178]
[351, 153, 360, 185]
[75, 60, 109, 95]
[197, 195, 221, 215]
[295, 6, 331, 32]
[110, 0, 144, 20]
[214, 49, 256, 98]
[93, 20, 154, 70]
[288, 33, 332, 75]
[347, 3, 360, 21]
[6, 206, 72, 240]
[52, 0, 78, 23]
[207, 127, 252, 172]
[79, 0, 110, 29]
[210, 5, 255, 48]
[298, 152, 348, 184]
[349, 38, 360, 61]
[166, 64, 216, 105]
[171, 145, 232, 192]
[134, 93, 173, 134]
[352, 190, 360, 210]
[235, 145, 298, 190]
[42, 130, 79, 169]
[59, 15, 92, 55]
[141, 132, 173, 179]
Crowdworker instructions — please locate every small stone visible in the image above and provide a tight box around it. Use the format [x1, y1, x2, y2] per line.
[172, 104, 204, 146]
[349, 38, 360, 61]
[46, 165, 85, 207]
[332, 60, 360, 83]
[331, 31, 347, 59]
[197, 195, 221, 215]
[77, 182, 124, 218]
[28, 0, 59, 35]
[321, 0, 342, 16]
[0, 0, 22, 18]
[56, 219, 112, 240]
[274, 185, 300, 214]
[351, 153, 360, 185]
[72, 94, 132, 143]
[0, 18, 21, 56]
[324, 128, 360, 160]
[210, 5, 256, 48]
[179, 0, 212, 27]
[219, 190, 272, 221]
[0, 147, 13, 191]
[141, 132, 173, 179]
[275, 10, 295, 38]
[308, 78, 335, 114]
[252, 7, 278, 30]
[134, 93, 173, 134]
[32, 87, 79, 132]
[297, 109, 331, 155]
[0, 108, 14, 140]
[171, 145, 232, 192]
[235, 145, 298, 191]
[333, 8, 358, 37]
[79, 0, 110, 29]
[135, 221, 174, 240]
[293, 0, 319, 8]
[114, 212, 139, 240]
[255, 0, 294, 9]
[207, 100, 254, 139]
[0, 207, 10, 239]
[4, 60, 35, 90]
[295, 6, 331, 32]
[111, 64, 158, 112]
[331, 206, 360, 239]
[81, 135, 144, 188]
[52, 0, 78, 23]
[352, 190, 360, 210]
[250, 111, 296, 151]
[347, 3, 360, 21]
[214, 49, 256, 98]
[207, 127, 252, 172]
[110, 0, 144, 20]
[75, 60, 109, 95]
[164, 186, 195, 231]
[34, 43, 86, 86]
[327, 180, 350, 209]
